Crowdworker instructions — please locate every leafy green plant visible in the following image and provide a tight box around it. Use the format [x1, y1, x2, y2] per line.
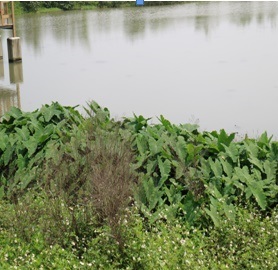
[0, 102, 83, 200]
[125, 113, 278, 226]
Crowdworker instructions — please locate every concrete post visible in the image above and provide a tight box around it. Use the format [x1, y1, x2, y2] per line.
[7, 37, 22, 62]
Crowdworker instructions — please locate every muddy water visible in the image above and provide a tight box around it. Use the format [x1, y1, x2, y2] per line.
[0, 2, 278, 137]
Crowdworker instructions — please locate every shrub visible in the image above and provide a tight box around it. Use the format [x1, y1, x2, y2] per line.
[20, 1, 41, 13]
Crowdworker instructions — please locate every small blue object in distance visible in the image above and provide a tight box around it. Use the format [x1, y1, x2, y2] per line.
[136, 0, 144, 6]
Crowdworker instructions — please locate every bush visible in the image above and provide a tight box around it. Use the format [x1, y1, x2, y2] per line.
[0, 101, 277, 268]
[20, 1, 41, 13]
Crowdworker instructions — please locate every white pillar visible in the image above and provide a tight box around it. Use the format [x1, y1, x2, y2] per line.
[7, 37, 22, 62]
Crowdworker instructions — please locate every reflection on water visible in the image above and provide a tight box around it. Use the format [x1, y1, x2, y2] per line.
[0, 59, 4, 79]
[0, 1, 277, 136]
[15, 1, 278, 51]
[9, 62, 23, 84]
[0, 84, 21, 116]
[17, 11, 91, 55]
[0, 61, 23, 116]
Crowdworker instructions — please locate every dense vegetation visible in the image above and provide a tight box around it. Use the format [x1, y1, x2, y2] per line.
[15, 1, 180, 14]
[0, 102, 277, 269]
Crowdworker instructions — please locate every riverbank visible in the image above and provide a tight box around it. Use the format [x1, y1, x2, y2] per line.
[0, 101, 277, 269]
[14, 1, 181, 15]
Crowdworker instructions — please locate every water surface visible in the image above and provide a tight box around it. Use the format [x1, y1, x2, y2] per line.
[0, 2, 278, 137]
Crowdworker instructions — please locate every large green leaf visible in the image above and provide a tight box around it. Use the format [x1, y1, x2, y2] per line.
[244, 140, 258, 158]
[208, 157, 223, 178]
[173, 161, 185, 180]
[235, 166, 267, 210]
[142, 178, 163, 212]
[222, 143, 239, 163]
[223, 203, 235, 220]
[247, 181, 267, 210]
[15, 126, 30, 141]
[23, 138, 38, 158]
[158, 157, 171, 184]
[248, 157, 264, 172]
[263, 160, 276, 181]
[219, 158, 233, 178]
[175, 136, 187, 161]
[205, 205, 220, 227]
[136, 135, 148, 156]
[148, 137, 163, 156]
[3, 144, 14, 166]
[158, 115, 173, 132]
[218, 129, 235, 150]
[40, 105, 62, 123]
[0, 132, 8, 151]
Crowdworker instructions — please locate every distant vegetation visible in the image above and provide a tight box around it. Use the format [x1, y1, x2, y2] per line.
[0, 101, 277, 268]
[15, 1, 181, 14]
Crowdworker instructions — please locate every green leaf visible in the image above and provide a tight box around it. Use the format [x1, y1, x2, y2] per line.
[176, 136, 187, 161]
[146, 159, 157, 176]
[181, 192, 200, 225]
[248, 157, 264, 172]
[208, 185, 223, 199]
[23, 138, 38, 158]
[158, 115, 173, 132]
[148, 137, 163, 156]
[3, 144, 14, 166]
[186, 143, 195, 162]
[222, 143, 238, 163]
[173, 161, 184, 180]
[258, 132, 271, 145]
[247, 181, 267, 210]
[20, 174, 34, 190]
[205, 205, 220, 227]
[136, 135, 148, 156]
[235, 167, 267, 210]
[219, 158, 233, 178]
[218, 129, 235, 150]
[40, 105, 62, 122]
[180, 123, 199, 133]
[244, 140, 258, 158]
[142, 178, 163, 212]
[0, 132, 8, 151]
[15, 126, 30, 141]
[208, 157, 223, 178]
[223, 203, 235, 220]
[158, 157, 171, 185]
[263, 160, 276, 181]
[17, 154, 27, 170]
[2, 107, 22, 123]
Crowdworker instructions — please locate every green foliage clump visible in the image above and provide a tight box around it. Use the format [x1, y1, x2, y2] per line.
[124, 114, 278, 227]
[0, 102, 83, 200]
[0, 101, 278, 268]
[20, 1, 41, 13]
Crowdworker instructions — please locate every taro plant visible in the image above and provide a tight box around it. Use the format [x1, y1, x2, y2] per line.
[125, 112, 278, 227]
[0, 102, 83, 200]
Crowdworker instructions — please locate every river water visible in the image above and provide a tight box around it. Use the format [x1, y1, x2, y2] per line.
[0, 2, 278, 137]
